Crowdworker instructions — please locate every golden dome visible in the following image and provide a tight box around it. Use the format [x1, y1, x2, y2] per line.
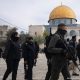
[49, 5, 76, 20]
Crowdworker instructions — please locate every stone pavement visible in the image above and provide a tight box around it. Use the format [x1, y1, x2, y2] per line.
[0, 54, 80, 80]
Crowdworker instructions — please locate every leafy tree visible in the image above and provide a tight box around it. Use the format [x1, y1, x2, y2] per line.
[19, 31, 29, 44]
[33, 35, 44, 44]
[43, 30, 49, 38]
[33, 30, 49, 44]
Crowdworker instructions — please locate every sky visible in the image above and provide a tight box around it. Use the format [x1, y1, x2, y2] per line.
[0, 0, 80, 32]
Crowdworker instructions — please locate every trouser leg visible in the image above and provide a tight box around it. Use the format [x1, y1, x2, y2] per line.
[12, 60, 19, 80]
[24, 60, 28, 79]
[27, 66, 33, 80]
[45, 60, 51, 80]
[49, 57, 63, 80]
[61, 62, 71, 80]
[2, 60, 12, 80]
[27, 60, 33, 80]
[3, 69, 11, 80]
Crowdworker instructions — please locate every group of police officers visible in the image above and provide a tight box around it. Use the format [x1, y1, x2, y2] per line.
[0, 23, 80, 80]
[1, 32, 39, 80]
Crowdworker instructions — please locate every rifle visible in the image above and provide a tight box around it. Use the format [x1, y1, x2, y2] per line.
[50, 27, 52, 35]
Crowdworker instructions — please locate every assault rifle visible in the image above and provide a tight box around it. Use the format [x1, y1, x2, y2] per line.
[50, 27, 52, 35]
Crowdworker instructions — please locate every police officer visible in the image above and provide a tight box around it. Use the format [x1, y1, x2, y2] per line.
[22, 36, 35, 80]
[48, 23, 71, 80]
[2, 32, 21, 80]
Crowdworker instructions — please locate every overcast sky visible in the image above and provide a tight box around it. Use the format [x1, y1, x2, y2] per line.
[0, 0, 80, 32]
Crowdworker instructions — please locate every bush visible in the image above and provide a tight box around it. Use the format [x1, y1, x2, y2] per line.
[33, 35, 44, 44]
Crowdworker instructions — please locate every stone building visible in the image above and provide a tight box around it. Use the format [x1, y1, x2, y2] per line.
[0, 25, 11, 41]
[29, 5, 80, 41]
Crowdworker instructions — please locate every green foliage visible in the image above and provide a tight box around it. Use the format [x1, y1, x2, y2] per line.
[33, 30, 49, 44]
[33, 35, 44, 44]
[43, 30, 49, 38]
[19, 31, 29, 44]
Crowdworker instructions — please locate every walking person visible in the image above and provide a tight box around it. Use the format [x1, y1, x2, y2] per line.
[69, 36, 79, 76]
[2, 32, 21, 80]
[22, 36, 35, 80]
[48, 23, 71, 80]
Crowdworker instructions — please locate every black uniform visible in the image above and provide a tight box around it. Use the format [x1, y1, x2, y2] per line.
[22, 39, 35, 80]
[48, 29, 71, 80]
[2, 32, 21, 80]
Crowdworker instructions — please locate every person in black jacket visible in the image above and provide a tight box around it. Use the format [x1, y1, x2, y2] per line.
[48, 23, 71, 80]
[22, 36, 35, 80]
[2, 32, 21, 80]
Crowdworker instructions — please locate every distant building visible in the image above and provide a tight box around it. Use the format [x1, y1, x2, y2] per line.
[29, 25, 45, 36]
[0, 25, 11, 41]
[29, 5, 80, 41]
